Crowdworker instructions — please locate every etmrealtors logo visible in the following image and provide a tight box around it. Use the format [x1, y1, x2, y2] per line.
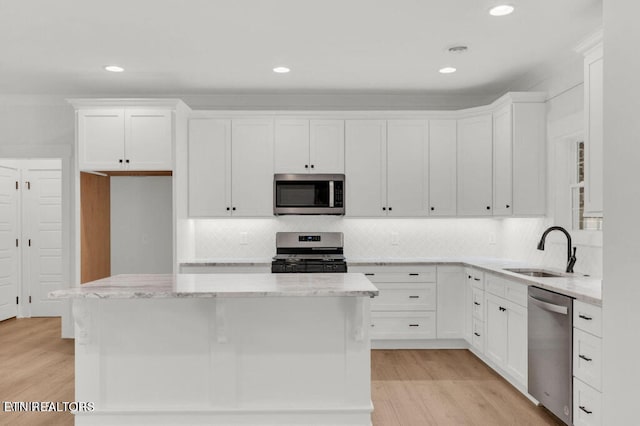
[2, 401, 94, 412]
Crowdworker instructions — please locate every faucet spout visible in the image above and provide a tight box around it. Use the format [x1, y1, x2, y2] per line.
[537, 226, 576, 273]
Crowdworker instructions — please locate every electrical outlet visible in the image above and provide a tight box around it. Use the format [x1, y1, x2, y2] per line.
[240, 232, 248, 245]
[391, 232, 399, 246]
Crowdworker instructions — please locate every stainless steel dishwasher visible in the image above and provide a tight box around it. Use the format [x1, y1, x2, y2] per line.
[528, 286, 573, 425]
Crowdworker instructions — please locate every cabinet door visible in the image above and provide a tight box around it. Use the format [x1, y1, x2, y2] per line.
[506, 301, 527, 387]
[463, 278, 473, 343]
[345, 120, 387, 217]
[436, 266, 465, 339]
[125, 109, 173, 170]
[429, 119, 457, 216]
[78, 109, 125, 170]
[231, 119, 274, 217]
[485, 293, 508, 367]
[188, 119, 232, 217]
[309, 120, 345, 173]
[274, 119, 309, 174]
[512, 102, 546, 216]
[457, 114, 493, 216]
[386, 120, 429, 217]
[584, 46, 603, 216]
[492, 105, 513, 216]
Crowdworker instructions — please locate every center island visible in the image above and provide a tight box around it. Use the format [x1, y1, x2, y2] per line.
[50, 273, 379, 426]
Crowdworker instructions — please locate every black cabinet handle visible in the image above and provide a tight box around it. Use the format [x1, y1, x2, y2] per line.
[474, 302, 480, 306]
[364, 273, 375, 276]
[579, 406, 593, 414]
[468, 275, 472, 279]
[232, 207, 236, 211]
[499, 307, 506, 312]
[382, 207, 386, 211]
[119, 159, 123, 163]
[226, 207, 230, 211]
[311, 164, 314, 169]
[431, 207, 435, 211]
[474, 332, 480, 337]
[486, 206, 491, 210]
[305, 164, 309, 168]
[506, 204, 510, 208]
[408, 295, 420, 299]
[474, 278, 480, 281]
[388, 207, 392, 211]
[579, 354, 592, 362]
[409, 273, 419, 276]
[409, 324, 420, 327]
[579, 314, 593, 321]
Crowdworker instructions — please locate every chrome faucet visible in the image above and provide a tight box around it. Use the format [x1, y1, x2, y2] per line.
[537, 226, 577, 273]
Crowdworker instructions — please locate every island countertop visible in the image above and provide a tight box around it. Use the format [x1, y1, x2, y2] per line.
[49, 273, 379, 299]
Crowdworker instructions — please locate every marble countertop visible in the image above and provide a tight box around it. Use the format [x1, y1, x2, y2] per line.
[180, 256, 602, 305]
[49, 273, 379, 299]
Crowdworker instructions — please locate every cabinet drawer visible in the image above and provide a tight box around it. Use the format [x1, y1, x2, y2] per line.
[465, 268, 484, 290]
[472, 287, 485, 321]
[574, 300, 602, 338]
[371, 282, 436, 311]
[362, 270, 436, 283]
[505, 281, 528, 307]
[485, 273, 508, 298]
[471, 318, 484, 353]
[574, 378, 602, 426]
[371, 312, 436, 339]
[574, 328, 602, 392]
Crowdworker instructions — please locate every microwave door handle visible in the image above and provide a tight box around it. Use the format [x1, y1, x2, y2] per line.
[329, 181, 334, 207]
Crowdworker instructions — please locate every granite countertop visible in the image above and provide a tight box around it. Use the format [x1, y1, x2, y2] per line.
[49, 273, 379, 299]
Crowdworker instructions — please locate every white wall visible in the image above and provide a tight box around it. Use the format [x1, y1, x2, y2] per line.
[111, 176, 173, 274]
[603, 1, 640, 423]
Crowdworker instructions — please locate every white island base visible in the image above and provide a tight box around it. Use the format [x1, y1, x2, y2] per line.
[62, 274, 376, 426]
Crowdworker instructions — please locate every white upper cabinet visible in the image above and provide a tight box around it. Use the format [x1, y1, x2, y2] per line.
[77, 107, 173, 171]
[187, 118, 273, 217]
[274, 119, 309, 174]
[309, 120, 345, 173]
[583, 43, 603, 217]
[457, 114, 493, 216]
[429, 119, 457, 216]
[345, 120, 387, 217]
[386, 120, 429, 217]
[493, 105, 513, 216]
[274, 119, 344, 174]
[188, 119, 231, 217]
[231, 119, 275, 217]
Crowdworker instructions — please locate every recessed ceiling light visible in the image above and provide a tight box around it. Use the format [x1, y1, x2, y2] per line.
[439, 67, 457, 74]
[104, 65, 124, 73]
[489, 5, 515, 16]
[273, 66, 290, 74]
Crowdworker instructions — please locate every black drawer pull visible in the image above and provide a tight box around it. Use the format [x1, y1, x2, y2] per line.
[579, 314, 593, 321]
[474, 278, 481, 281]
[579, 406, 592, 414]
[408, 295, 420, 299]
[474, 302, 481, 306]
[364, 273, 375, 276]
[408, 273, 419, 276]
[409, 324, 420, 327]
[474, 332, 480, 337]
[579, 354, 593, 362]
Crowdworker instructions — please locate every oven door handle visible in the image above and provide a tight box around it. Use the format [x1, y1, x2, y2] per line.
[528, 295, 568, 315]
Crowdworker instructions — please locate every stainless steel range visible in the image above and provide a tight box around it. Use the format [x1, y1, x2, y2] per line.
[271, 232, 347, 273]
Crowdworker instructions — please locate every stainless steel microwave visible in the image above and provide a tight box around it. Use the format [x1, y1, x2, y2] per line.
[273, 174, 345, 215]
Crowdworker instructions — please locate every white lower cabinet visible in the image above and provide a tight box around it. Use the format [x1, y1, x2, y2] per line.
[436, 266, 465, 339]
[484, 274, 528, 388]
[573, 300, 603, 425]
[370, 311, 436, 339]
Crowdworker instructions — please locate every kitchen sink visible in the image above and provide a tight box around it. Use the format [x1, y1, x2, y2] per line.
[503, 268, 565, 278]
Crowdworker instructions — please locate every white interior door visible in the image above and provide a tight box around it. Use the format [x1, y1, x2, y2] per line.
[23, 162, 63, 317]
[0, 162, 19, 321]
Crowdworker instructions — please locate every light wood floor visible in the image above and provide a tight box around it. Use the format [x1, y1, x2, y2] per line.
[0, 318, 563, 426]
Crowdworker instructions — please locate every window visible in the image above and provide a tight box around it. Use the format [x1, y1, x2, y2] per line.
[570, 141, 603, 231]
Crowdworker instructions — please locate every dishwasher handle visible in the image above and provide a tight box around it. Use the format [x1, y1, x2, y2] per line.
[528, 295, 569, 315]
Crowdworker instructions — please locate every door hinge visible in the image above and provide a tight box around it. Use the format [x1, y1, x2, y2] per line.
[29, 296, 32, 304]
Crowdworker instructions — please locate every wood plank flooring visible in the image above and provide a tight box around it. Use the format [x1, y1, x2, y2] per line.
[0, 318, 563, 425]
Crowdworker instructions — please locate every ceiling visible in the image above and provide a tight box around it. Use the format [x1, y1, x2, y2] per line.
[0, 0, 602, 100]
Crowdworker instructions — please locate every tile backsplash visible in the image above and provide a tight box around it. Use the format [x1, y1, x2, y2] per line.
[189, 217, 602, 277]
